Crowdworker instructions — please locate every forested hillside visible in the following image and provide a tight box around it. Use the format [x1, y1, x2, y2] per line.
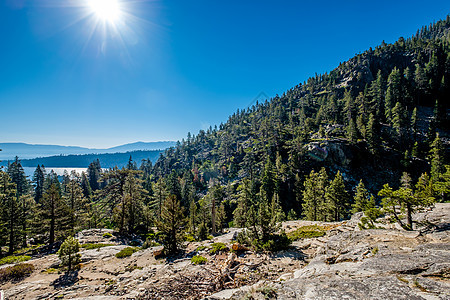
[0, 17, 449, 255]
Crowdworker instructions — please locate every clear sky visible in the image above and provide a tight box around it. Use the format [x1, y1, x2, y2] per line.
[0, 0, 449, 148]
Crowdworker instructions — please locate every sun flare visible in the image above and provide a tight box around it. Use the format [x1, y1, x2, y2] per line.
[88, 0, 122, 22]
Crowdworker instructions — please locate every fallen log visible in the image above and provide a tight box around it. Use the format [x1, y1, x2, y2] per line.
[232, 243, 249, 252]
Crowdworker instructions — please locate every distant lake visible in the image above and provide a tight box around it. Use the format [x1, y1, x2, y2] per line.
[22, 167, 88, 178]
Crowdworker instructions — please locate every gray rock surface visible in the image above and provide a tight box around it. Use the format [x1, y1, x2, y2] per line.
[208, 204, 450, 300]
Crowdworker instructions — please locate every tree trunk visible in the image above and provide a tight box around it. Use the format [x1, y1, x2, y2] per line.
[49, 194, 55, 245]
[406, 203, 413, 231]
[9, 213, 14, 255]
[211, 198, 216, 235]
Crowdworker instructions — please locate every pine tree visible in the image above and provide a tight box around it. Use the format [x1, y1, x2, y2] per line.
[156, 195, 185, 255]
[7, 157, 28, 197]
[216, 202, 226, 233]
[33, 165, 45, 203]
[368, 70, 385, 119]
[366, 113, 379, 155]
[7, 157, 30, 248]
[352, 180, 370, 213]
[57, 236, 81, 271]
[0, 171, 20, 254]
[430, 133, 445, 180]
[325, 171, 349, 221]
[188, 199, 197, 234]
[87, 159, 102, 191]
[41, 184, 68, 245]
[347, 119, 358, 143]
[385, 68, 403, 122]
[391, 101, 408, 147]
[302, 168, 328, 221]
[64, 177, 88, 234]
[410, 107, 418, 142]
[378, 172, 435, 231]
[80, 171, 92, 198]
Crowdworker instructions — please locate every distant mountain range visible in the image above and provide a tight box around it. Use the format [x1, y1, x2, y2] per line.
[0, 150, 163, 169]
[0, 141, 176, 160]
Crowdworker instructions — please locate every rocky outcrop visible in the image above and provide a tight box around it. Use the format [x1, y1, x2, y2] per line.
[209, 204, 450, 300]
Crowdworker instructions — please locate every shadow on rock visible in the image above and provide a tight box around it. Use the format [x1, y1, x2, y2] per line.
[51, 271, 79, 288]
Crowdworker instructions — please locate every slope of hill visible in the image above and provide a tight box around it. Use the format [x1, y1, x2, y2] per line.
[147, 17, 449, 210]
[0, 141, 176, 160]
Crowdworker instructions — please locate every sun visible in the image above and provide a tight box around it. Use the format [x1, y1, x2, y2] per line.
[88, 0, 122, 22]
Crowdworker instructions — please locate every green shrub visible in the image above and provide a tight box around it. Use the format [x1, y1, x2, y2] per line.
[115, 247, 138, 258]
[196, 245, 207, 252]
[58, 236, 81, 271]
[0, 255, 31, 265]
[142, 238, 161, 249]
[191, 255, 207, 265]
[184, 234, 195, 242]
[129, 240, 141, 247]
[124, 264, 143, 272]
[260, 233, 291, 252]
[81, 243, 115, 250]
[287, 225, 326, 241]
[0, 263, 34, 282]
[13, 244, 43, 255]
[210, 242, 228, 254]
[42, 268, 58, 274]
[102, 232, 113, 238]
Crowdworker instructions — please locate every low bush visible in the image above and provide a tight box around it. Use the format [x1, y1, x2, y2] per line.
[102, 232, 113, 238]
[260, 233, 291, 252]
[287, 225, 325, 241]
[41, 268, 58, 274]
[184, 234, 196, 242]
[0, 263, 34, 282]
[115, 247, 138, 258]
[124, 264, 143, 272]
[210, 242, 228, 254]
[191, 255, 207, 265]
[129, 240, 141, 247]
[142, 238, 161, 249]
[0, 255, 31, 265]
[196, 245, 207, 252]
[81, 243, 115, 250]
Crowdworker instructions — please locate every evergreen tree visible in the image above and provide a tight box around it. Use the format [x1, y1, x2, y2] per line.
[410, 107, 418, 142]
[430, 133, 446, 180]
[325, 171, 349, 221]
[33, 165, 45, 203]
[41, 184, 68, 245]
[7, 157, 28, 197]
[156, 195, 185, 255]
[121, 174, 147, 233]
[346, 119, 358, 143]
[368, 70, 385, 119]
[385, 68, 403, 122]
[80, 171, 92, 198]
[366, 113, 379, 155]
[379, 172, 435, 230]
[87, 159, 102, 191]
[57, 236, 81, 271]
[64, 176, 88, 234]
[0, 171, 20, 254]
[302, 168, 328, 221]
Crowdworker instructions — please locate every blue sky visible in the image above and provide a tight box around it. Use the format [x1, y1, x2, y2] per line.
[0, 0, 449, 148]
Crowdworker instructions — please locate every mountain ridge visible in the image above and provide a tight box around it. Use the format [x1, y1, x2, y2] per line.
[0, 141, 176, 160]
